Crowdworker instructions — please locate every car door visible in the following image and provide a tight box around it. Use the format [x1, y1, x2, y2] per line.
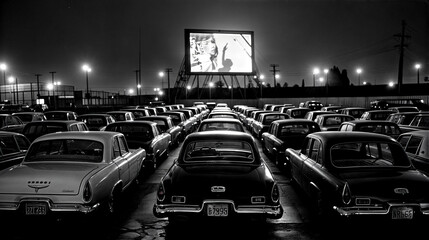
[300, 138, 323, 196]
[112, 136, 131, 186]
[264, 124, 277, 155]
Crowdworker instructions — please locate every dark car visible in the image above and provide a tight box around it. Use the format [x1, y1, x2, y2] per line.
[285, 107, 311, 119]
[77, 113, 116, 131]
[251, 112, 289, 139]
[400, 113, 429, 133]
[22, 120, 89, 142]
[285, 131, 429, 220]
[261, 119, 321, 168]
[12, 112, 47, 124]
[137, 115, 182, 148]
[314, 113, 355, 131]
[386, 112, 421, 126]
[338, 120, 402, 139]
[0, 131, 30, 170]
[0, 114, 26, 133]
[153, 131, 284, 223]
[397, 130, 429, 175]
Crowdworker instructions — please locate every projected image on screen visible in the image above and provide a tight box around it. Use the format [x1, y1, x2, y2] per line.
[185, 30, 254, 74]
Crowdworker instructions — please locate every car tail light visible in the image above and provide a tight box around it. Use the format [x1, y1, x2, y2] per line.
[342, 182, 352, 205]
[271, 183, 280, 203]
[83, 182, 92, 203]
[157, 182, 166, 201]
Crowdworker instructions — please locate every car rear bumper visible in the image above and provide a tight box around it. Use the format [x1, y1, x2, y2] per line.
[333, 202, 429, 217]
[153, 199, 283, 219]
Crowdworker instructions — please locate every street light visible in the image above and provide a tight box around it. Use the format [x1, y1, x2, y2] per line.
[82, 64, 92, 99]
[186, 85, 191, 99]
[313, 68, 320, 87]
[0, 63, 6, 102]
[318, 77, 324, 86]
[356, 68, 362, 85]
[8, 76, 18, 104]
[323, 68, 329, 85]
[415, 63, 421, 84]
[209, 82, 214, 99]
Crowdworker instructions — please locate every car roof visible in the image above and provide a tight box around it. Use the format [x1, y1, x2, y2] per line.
[186, 131, 253, 142]
[341, 120, 398, 125]
[33, 131, 119, 143]
[107, 120, 156, 126]
[308, 131, 399, 145]
[200, 118, 242, 123]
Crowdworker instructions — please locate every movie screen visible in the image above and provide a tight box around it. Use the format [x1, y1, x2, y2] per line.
[185, 29, 254, 75]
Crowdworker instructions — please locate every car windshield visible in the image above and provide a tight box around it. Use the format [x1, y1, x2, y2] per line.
[330, 141, 410, 168]
[199, 122, 243, 132]
[25, 139, 104, 163]
[183, 140, 254, 163]
[279, 123, 318, 136]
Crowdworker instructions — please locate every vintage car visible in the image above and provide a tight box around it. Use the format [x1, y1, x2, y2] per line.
[106, 110, 136, 122]
[197, 118, 245, 132]
[77, 113, 116, 131]
[304, 110, 336, 121]
[360, 110, 395, 120]
[313, 113, 355, 131]
[207, 111, 239, 120]
[137, 115, 182, 148]
[338, 120, 402, 139]
[285, 107, 311, 119]
[0, 114, 26, 133]
[285, 131, 429, 220]
[0, 131, 146, 217]
[0, 131, 31, 170]
[44, 110, 78, 121]
[400, 113, 429, 133]
[104, 121, 170, 171]
[153, 131, 284, 222]
[386, 112, 421, 126]
[158, 111, 193, 140]
[338, 107, 368, 119]
[12, 112, 47, 124]
[261, 119, 321, 168]
[121, 108, 151, 119]
[251, 112, 290, 139]
[397, 130, 429, 175]
[22, 120, 89, 142]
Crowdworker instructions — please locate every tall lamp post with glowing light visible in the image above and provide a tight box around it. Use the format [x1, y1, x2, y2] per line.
[415, 64, 421, 84]
[323, 69, 329, 86]
[0, 63, 6, 102]
[356, 68, 362, 86]
[186, 85, 191, 99]
[82, 64, 92, 99]
[313, 68, 320, 87]
[8, 76, 18, 104]
[209, 82, 214, 99]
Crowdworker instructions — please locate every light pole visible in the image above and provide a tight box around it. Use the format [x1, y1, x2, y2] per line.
[54, 81, 61, 109]
[415, 64, 421, 84]
[209, 82, 214, 99]
[356, 68, 362, 86]
[313, 68, 320, 87]
[82, 64, 92, 99]
[323, 68, 329, 86]
[0, 63, 6, 102]
[8, 76, 17, 104]
[318, 77, 324, 86]
[259, 75, 265, 98]
[186, 85, 191, 99]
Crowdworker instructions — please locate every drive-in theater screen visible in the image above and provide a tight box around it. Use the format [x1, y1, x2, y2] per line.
[185, 29, 255, 75]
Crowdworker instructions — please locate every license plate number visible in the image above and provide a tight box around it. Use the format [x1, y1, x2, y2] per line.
[392, 207, 413, 220]
[207, 204, 228, 217]
[25, 203, 47, 216]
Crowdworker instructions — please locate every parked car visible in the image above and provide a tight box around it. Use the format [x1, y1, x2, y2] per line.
[22, 120, 89, 142]
[285, 107, 311, 119]
[137, 115, 182, 148]
[314, 113, 355, 131]
[338, 107, 368, 119]
[207, 111, 239, 119]
[77, 113, 116, 131]
[397, 130, 429, 175]
[0, 114, 26, 133]
[12, 112, 47, 124]
[320, 105, 343, 112]
[338, 120, 402, 139]
[388, 106, 420, 113]
[0, 131, 146, 217]
[106, 110, 136, 122]
[261, 119, 321, 168]
[400, 113, 429, 133]
[386, 112, 421, 126]
[158, 111, 193, 140]
[304, 110, 335, 121]
[44, 110, 78, 121]
[197, 118, 245, 132]
[121, 108, 151, 118]
[301, 100, 323, 110]
[153, 131, 284, 222]
[360, 110, 395, 120]
[251, 112, 290, 139]
[0, 131, 31, 170]
[104, 121, 170, 171]
[285, 131, 429, 220]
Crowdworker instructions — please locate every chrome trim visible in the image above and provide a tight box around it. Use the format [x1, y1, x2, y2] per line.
[333, 202, 427, 217]
[153, 199, 283, 219]
[0, 198, 99, 214]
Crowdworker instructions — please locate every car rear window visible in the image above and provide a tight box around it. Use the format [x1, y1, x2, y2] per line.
[183, 140, 254, 163]
[25, 139, 104, 163]
[330, 141, 410, 168]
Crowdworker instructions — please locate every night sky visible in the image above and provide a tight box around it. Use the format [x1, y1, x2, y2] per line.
[1, 0, 428, 94]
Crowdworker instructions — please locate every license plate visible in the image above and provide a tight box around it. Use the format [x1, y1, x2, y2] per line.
[391, 207, 413, 220]
[207, 204, 228, 217]
[25, 203, 47, 216]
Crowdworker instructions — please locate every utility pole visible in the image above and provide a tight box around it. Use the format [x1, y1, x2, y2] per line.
[35, 74, 42, 98]
[138, 27, 142, 97]
[135, 70, 139, 105]
[394, 20, 410, 95]
[270, 64, 279, 87]
[49, 71, 56, 108]
[166, 68, 172, 104]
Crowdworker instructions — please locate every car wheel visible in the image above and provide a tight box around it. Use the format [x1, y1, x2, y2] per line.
[104, 187, 121, 216]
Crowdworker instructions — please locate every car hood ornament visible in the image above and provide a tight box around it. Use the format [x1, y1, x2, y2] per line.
[394, 188, 409, 195]
[28, 180, 51, 193]
[211, 186, 225, 193]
